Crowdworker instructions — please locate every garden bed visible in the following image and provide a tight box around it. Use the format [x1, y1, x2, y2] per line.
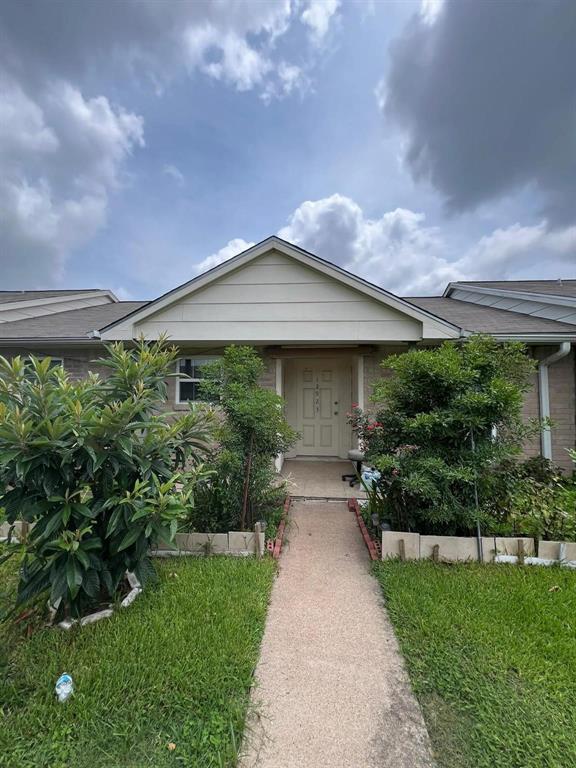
[0, 556, 276, 768]
[375, 560, 576, 768]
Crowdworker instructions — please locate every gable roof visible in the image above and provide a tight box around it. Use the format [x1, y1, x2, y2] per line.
[100, 236, 461, 340]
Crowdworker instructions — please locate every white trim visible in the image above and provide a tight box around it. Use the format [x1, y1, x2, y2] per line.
[274, 357, 284, 473]
[538, 342, 572, 459]
[356, 355, 365, 411]
[445, 282, 576, 308]
[480, 333, 576, 343]
[101, 237, 461, 340]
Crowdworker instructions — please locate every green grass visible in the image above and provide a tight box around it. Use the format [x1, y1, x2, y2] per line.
[375, 561, 576, 768]
[0, 556, 276, 768]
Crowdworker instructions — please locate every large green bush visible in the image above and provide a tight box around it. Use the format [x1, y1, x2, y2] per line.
[190, 346, 297, 531]
[353, 335, 538, 535]
[0, 339, 215, 617]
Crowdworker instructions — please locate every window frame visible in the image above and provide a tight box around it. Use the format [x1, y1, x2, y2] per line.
[175, 356, 220, 405]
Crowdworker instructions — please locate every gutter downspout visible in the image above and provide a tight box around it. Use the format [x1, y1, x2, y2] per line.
[538, 342, 571, 460]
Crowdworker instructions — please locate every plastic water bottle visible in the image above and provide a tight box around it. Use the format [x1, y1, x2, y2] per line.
[55, 673, 74, 703]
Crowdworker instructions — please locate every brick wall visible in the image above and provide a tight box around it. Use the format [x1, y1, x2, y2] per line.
[362, 347, 403, 409]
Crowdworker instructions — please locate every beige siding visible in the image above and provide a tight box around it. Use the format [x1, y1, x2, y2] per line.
[130, 251, 423, 343]
[0, 294, 113, 324]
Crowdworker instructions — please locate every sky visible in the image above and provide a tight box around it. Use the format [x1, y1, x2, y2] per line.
[0, 0, 574, 299]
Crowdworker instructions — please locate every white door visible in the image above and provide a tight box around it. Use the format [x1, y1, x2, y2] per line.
[295, 362, 340, 456]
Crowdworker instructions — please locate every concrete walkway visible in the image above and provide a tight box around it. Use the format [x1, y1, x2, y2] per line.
[239, 500, 434, 768]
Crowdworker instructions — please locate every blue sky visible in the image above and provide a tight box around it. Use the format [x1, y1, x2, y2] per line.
[1, 0, 574, 298]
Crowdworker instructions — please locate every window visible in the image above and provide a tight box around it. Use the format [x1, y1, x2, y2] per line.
[176, 357, 219, 403]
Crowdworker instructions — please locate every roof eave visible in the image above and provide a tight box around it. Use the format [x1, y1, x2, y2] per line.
[461, 330, 576, 343]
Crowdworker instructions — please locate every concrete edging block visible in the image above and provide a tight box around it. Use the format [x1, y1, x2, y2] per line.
[538, 540, 576, 561]
[381, 531, 420, 560]
[494, 537, 535, 556]
[420, 535, 479, 562]
[228, 531, 257, 553]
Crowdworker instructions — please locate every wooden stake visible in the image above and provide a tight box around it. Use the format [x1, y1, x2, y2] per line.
[517, 539, 525, 565]
[398, 539, 406, 561]
[432, 544, 440, 563]
[254, 522, 263, 558]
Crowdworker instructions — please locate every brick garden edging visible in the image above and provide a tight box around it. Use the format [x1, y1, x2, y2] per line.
[348, 498, 379, 561]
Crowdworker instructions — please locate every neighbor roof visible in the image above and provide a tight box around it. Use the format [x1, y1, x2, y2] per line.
[407, 297, 576, 335]
[0, 302, 146, 340]
[448, 280, 576, 299]
[0, 289, 112, 305]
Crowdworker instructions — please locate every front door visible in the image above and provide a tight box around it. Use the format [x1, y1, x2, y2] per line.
[295, 362, 340, 456]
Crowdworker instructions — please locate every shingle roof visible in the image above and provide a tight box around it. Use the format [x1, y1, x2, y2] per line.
[406, 297, 576, 334]
[452, 280, 576, 299]
[0, 292, 573, 341]
[0, 302, 147, 339]
[0, 290, 108, 305]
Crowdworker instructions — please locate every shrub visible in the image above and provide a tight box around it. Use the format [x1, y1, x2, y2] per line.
[352, 335, 537, 534]
[0, 339, 216, 617]
[192, 346, 297, 531]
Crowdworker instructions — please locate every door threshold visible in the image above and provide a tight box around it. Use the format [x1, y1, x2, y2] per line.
[292, 495, 351, 502]
[286, 456, 345, 463]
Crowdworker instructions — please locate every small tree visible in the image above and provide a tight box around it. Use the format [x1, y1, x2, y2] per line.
[201, 346, 297, 530]
[0, 339, 216, 617]
[351, 335, 537, 534]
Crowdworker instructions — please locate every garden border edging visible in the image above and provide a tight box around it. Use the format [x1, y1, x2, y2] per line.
[381, 531, 576, 566]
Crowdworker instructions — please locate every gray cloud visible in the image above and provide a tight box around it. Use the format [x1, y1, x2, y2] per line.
[0, 1, 338, 286]
[383, 0, 576, 223]
[0, 1, 310, 95]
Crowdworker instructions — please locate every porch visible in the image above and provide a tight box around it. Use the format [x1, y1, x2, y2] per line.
[280, 459, 367, 500]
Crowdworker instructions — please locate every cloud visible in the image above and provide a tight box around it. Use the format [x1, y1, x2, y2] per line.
[274, 194, 576, 295]
[458, 222, 576, 280]
[163, 164, 186, 186]
[382, 0, 576, 223]
[0, 1, 328, 98]
[301, 0, 340, 44]
[195, 238, 255, 273]
[0, 1, 338, 287]
[278, 193, 462, 294]
[0, 77, 143, 286]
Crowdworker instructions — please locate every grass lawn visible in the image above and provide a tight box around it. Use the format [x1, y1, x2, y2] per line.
[0, 555, 276, 768]
[375, 561, 576, 768]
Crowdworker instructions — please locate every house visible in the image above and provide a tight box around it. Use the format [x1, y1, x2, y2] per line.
[1, 236, 574, 471]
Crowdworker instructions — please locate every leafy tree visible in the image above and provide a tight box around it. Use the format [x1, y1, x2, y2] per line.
[199, 346, 297, 530]
[0, 339, 215, 617]
[353, 335, 537, 534]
